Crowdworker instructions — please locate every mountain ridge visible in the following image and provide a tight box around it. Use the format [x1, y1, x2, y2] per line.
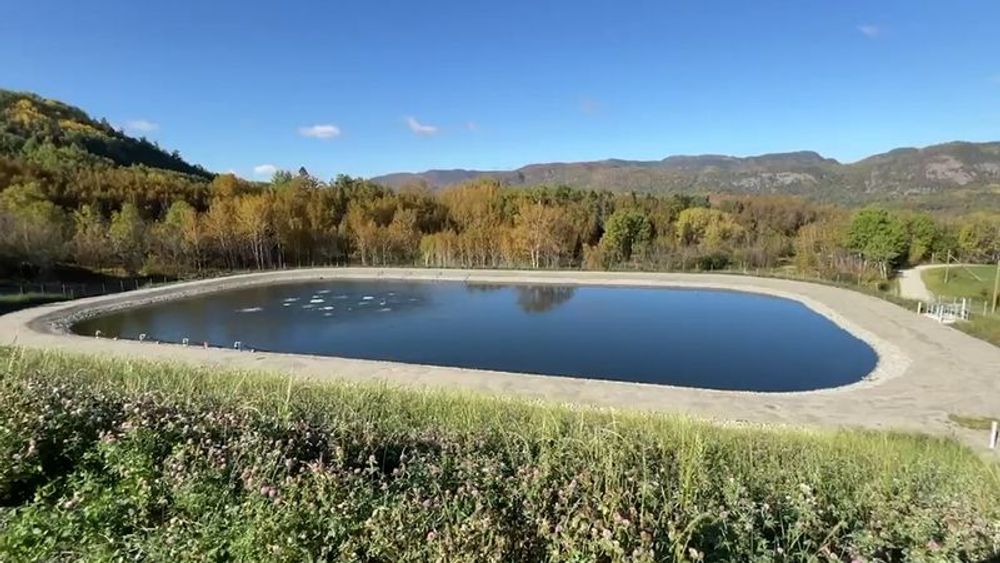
[3, 88, 996, 203]
[371, 141, 1000, 200]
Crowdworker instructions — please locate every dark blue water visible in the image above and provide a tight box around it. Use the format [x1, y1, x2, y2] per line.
[73, 280, 877, 392]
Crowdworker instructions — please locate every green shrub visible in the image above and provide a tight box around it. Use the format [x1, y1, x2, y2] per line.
[0, 347, 998, 561]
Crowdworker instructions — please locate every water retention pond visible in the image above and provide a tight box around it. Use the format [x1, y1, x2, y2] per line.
[74, 280, 878, 392]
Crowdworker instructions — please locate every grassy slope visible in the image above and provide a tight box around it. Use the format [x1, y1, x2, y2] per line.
[922, 265, 1000, 301]
[922, 264, 1000, 347]
[0, 348, 997, 561]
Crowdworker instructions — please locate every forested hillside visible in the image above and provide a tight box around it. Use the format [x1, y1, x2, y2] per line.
[0, 90, 210, 178]
[0, 89, 997, 287]
[0, 90, 213, 217]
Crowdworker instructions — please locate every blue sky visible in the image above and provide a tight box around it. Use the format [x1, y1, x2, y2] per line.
[2, 1, 998, 179]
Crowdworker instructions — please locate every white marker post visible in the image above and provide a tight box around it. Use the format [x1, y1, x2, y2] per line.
[990, 421, 998, 450]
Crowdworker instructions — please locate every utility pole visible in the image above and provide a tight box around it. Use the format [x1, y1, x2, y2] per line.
[992, 258, 1000, 314]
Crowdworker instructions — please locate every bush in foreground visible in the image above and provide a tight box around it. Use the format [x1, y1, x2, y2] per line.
[0, 347, 997, 561]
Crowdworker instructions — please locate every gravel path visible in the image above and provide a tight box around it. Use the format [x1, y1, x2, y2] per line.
[2, 268, 998, 453]
[897, 266, 936, 302]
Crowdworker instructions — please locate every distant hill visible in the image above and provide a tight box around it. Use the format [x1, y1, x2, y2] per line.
[372, 169, 505, 190]
[0, 89, 212, 179]
[4, 88, 997, 204]
[371, 142, 1000, 201]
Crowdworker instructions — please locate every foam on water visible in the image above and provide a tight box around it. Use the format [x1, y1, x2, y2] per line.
[237, 307, 263, 313]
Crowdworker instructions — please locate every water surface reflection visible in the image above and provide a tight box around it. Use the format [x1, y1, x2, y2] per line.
[74, 280, 877, 392]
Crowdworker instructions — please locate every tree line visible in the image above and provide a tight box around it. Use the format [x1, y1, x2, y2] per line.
[1, 167, 998, 282]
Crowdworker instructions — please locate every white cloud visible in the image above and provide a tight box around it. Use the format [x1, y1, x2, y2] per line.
[124, 119, 159, 133]
[406, 116, 439, 136]
[253, 164, 278, 177]
[857, 24, 881, 38]
[297, 124, 341, 139]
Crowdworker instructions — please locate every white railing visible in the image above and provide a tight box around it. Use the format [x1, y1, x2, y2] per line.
[917, 298, 970, 324]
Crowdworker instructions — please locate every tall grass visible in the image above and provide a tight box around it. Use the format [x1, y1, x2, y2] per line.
[0, 347, 998, 561]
